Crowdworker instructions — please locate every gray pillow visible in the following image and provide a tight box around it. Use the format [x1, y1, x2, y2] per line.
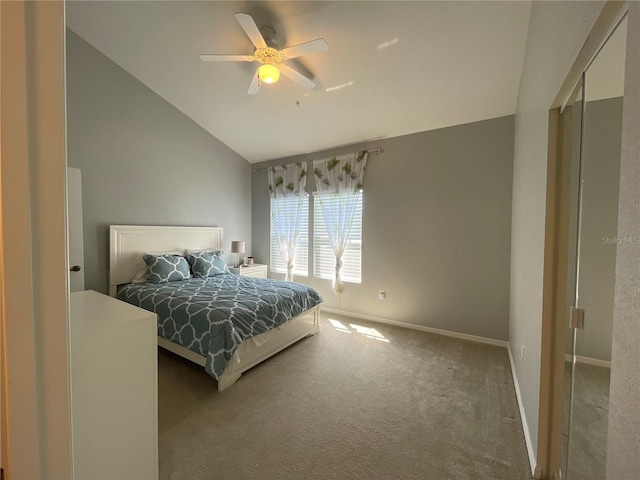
[186, 251, 229, 278]
[143, 254, 191, 284]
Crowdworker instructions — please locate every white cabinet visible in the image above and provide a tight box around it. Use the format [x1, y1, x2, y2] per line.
[70, 290, 158, 480]
[229, 263, 268, 278]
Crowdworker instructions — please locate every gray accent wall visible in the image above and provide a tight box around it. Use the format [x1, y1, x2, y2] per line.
[252, 116, 514, 341]
[66, 29, 251, 293]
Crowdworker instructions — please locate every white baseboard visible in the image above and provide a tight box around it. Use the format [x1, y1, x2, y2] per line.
[507, 345, 537, 477]
[563, 354, 611, 368]
[320, 307, 509, 348]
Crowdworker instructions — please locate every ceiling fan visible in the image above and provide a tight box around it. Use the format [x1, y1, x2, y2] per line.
[200, 13, 328, 94]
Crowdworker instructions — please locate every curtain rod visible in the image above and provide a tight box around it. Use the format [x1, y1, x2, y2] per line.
[253, 147, 384, 172]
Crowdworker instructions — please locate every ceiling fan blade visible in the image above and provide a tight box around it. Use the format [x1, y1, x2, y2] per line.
[247, 69, 262, 94]
[200, 54, 255, 62]
[279, 64, 316, 90]
[282, 39, 328, 59]
[235, 13, 267, 49]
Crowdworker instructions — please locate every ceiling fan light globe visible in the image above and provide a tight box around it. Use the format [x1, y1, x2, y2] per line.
[258, 64, 280, 84]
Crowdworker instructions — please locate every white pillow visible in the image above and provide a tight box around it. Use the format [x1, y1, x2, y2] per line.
[184, 248, 224, 256]
[131, 250, 182, 283]
[131, 263, 149, 284]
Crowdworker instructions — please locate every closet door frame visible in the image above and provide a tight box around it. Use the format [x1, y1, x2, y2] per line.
[537, 2, 629, 479]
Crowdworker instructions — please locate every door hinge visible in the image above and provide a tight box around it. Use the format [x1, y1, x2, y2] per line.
[570, 306, 585, 329]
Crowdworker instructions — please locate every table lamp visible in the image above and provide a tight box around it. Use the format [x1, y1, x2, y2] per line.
[231, 241, 245, 267]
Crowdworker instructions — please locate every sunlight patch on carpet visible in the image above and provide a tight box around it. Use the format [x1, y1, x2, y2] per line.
[350, 324, 389, 343]
[327, 318, 389, 342]
[328, 318, 352, 333]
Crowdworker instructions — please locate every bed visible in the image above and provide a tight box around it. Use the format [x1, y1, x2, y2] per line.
[109, 225, 322, 391]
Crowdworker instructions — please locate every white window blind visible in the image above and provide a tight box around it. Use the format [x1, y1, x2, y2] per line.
[313, 191, 363, 283]
[270, 195, 309, 276]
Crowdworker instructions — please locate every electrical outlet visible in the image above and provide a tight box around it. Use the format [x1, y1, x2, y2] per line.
[379, 289, 386, 300]
[520, 345, 525, 361]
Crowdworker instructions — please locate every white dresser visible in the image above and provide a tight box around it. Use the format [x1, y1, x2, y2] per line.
[229, 263, 268, 278]
[70, 290, 158, 480]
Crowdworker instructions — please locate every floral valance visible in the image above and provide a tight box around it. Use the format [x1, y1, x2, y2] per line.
[313, 151, 368, 194]
[268, 162, 307, 198]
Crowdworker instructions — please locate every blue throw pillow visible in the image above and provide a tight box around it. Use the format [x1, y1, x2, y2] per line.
[143, 254, 191, 284]
[186, 251, 229, 278]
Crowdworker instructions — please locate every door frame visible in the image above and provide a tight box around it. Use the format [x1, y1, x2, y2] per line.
[0, 1, 72, 478]
[537, 1, 629, 478]
[67, 167, 85, 292]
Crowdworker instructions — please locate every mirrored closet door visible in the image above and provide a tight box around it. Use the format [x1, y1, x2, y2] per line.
[562, 16, 627, 480]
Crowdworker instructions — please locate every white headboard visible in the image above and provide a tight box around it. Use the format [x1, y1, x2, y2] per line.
[109, 225, 223, 296]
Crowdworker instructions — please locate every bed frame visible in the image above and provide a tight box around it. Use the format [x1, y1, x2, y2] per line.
[109, 225, 320, 391]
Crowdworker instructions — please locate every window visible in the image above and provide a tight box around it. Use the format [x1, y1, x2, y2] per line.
[313, 191, 363, 283]
[270, 195, 309, 276]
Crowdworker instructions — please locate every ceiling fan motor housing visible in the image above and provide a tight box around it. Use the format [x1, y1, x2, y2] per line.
[254, 47, 285, 65]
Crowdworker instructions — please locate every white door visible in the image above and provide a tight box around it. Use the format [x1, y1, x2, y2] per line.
[67, 167, 85, 292]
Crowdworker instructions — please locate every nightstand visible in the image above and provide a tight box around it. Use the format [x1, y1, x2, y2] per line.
[229, 263, 268, 278]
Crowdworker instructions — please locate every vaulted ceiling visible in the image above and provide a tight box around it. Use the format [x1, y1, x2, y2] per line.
[66, 1, 532, 163]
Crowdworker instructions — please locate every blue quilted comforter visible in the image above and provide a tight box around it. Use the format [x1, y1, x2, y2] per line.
[118, 274, 322, 379]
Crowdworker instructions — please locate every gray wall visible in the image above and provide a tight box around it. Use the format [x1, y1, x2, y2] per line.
[509, 1, 605, 464]
[66, 29, 251, 293]
[252, 116, 514, 341]
[606, 3, 640, 478]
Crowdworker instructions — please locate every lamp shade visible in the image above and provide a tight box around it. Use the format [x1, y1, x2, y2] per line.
[258, 63, 280, 84]
[231, 241, 245, 254]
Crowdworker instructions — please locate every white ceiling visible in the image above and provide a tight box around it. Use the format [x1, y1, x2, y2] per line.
[66, 1, 532, 163]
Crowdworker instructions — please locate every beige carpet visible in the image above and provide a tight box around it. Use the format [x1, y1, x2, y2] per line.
[158, 313, 532, 479]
